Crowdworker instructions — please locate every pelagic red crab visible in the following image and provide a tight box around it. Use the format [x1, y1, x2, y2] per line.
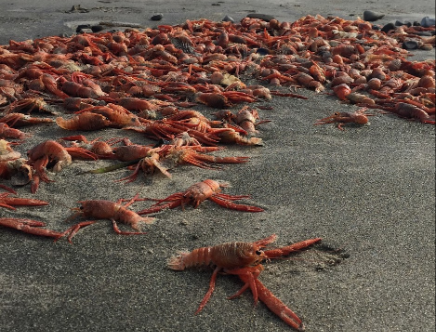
[169, 234, 322, 330]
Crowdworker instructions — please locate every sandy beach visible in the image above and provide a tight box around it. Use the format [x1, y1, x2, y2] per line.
[0, 1, 435, 331]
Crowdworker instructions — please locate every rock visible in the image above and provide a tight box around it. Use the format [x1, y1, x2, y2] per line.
[91, 25, 105, 33]
[256, 48, 269, 55]
[150, 13, 163, 21]
[402, 40, 420, 50]
[363, 10, 385, 22]
[76, 24, 91, 33]
[222, 15, 235, 23]
[381, 22, 396, 33]
[170, 37, 195, 54]
[246, 13, 275, 21]
[421, 16, 436, 27]
[395, 20, 412, 27]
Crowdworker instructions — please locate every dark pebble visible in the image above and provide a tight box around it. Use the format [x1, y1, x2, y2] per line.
[402, 40, 419, 50]
[170, 37, 195, 54]
[421, 16, 436, 27]
[381, 22, 396, 33]
[363, 10, 385, 22]
[256, 48, 270, 55]
[413, 21, 421, 26]
[371, 24, 381, 30]
[91, 25, 105, 33]
[395, 20, 412, 27]
[154, 138, 171, 147]
[76, 24, 91, 33]
[246, 13, 275, 21]
[150, 13, 163, 21]
[222, 15, 235, 23]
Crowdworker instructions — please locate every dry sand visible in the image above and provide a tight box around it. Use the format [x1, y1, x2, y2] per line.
[0, 1, 435, 332]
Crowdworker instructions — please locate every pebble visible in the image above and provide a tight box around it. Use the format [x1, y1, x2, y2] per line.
[256, 48, 270, 55]
[76, 24, 91, 33]
[381, 22, 396, 33]
[395, 20, 412, 27]
[363, 10, 385, 22]
[246, 13, 275, 21]
[222, 15, 235, 23]
[421, 16, 436, 27]
[150, 13, 163, 21]
[402, 40, 420, 50]
[91, 25, 105, 33]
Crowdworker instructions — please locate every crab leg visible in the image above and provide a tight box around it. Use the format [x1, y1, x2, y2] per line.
[0, 218, 64, 239]
[248, 275, 304, 331]
[212, 193, 252, 200]
[264, 238, 322, 259]
[0, 193, 49, 210]
[208, 194, 264, 212]
[59, 221, 97, 243]
[226, 265, 262, 304]
[135, 192, 184, 214]
[137, 200, 183, 215]
[194, 266, 221, 315]
[111, 219, 148, 235]
[230, 264, 304, 331]
[231, 238, 321, 330]
[0, 184, 17, 194]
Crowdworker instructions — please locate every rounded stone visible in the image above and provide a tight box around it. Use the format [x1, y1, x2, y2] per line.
[363, 10, 385, 22]
[381, 23, 396, 33]
[421, 16, 436, 27]
[402, 40, 419, 50]
[150, 13, 164, 21]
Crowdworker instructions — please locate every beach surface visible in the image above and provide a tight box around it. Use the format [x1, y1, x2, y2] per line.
[0, 1, 435, 331]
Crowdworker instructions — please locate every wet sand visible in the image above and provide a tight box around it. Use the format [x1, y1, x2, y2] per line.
[0, 1, 435, 331]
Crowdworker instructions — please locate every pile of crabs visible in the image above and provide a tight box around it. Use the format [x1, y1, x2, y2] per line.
[0, 14, 435, 331]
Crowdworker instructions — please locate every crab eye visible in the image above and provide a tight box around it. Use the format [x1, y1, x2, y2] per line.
[255, 250, 262, 255]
